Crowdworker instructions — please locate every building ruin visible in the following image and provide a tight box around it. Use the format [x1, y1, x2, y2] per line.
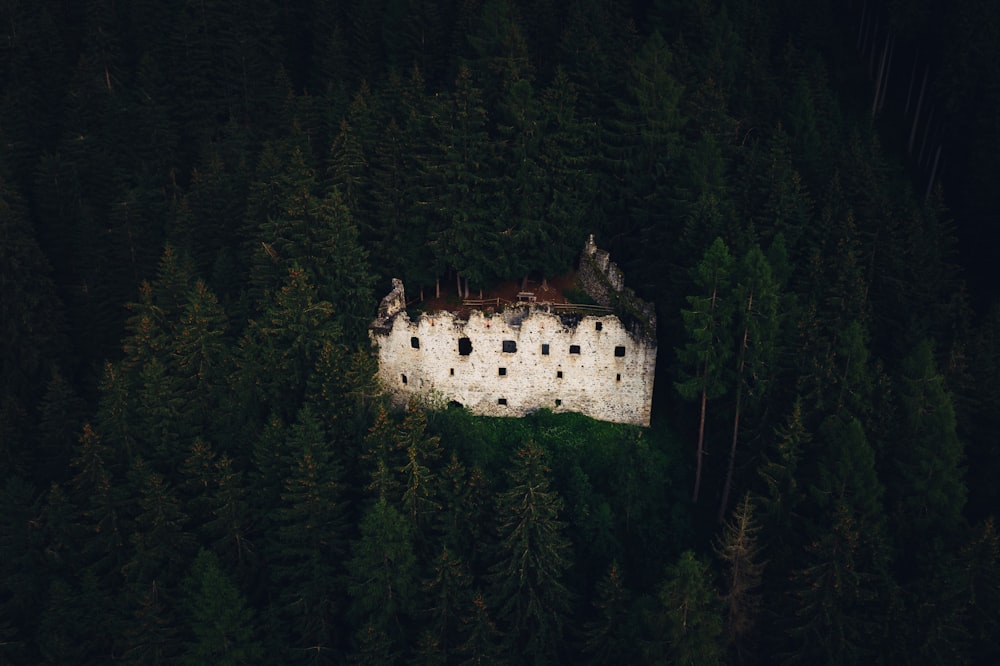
[370, 236, 657, 426]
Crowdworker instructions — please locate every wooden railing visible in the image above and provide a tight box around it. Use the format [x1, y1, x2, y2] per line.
[549, 302, 613, 314]
[458, 298, 613, 315]
[461, 297, 501, 308]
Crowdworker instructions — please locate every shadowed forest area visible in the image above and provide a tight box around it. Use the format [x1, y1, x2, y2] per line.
[1, 0, 998, 663]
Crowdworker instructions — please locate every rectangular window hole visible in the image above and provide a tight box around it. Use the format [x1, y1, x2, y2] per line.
[541, 343, 550, 355]
[614, 345, 626, 357]
[502, 340, 517, 353]
[458, 337, 472, 355]
[411, 336, 420, 349]
[450, 368, 455, 376]
[555, 399, 562, 406]
[401, 374, 407, 385]
[616, 373, 621, 382]
[556, 371, 563, 379]
[569, 345, 580, 354]
[595, 322, 603, 331]
[499, 367, 507, 376]
[498, 398, 507, 405]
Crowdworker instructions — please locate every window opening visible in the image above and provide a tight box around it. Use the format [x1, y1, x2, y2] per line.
[502, 340, 517, 353]
[569, 345, 581, 354]
[499, 367, 507, 376]
[458, 337, 473, 355]
[541, 343, 550, 355]
[411, 336, 420, 349]
[450, 368, 455, 376]
[616, 373, 621, 382]
[555, 399, 562, 406]
[401, 374, 407, 385]
[498, 398, 507, 405]
[557, 371, 563, 379]
[614, 346, 626, 357]
[595, 322, 603, 331]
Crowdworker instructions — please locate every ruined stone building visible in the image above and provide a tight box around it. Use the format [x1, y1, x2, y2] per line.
[370, 237, 657, 426]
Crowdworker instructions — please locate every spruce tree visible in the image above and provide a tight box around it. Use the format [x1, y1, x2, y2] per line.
[268, 405, 348, 661]
[396, 406, 444, 552]
[582, 560, 637, 665]
[675, 237, 734, 503]
[891, 340, 967, 545]
[420, 546, 474, 663]
[785, 416, 891, 664]
[489, 441, 572, 663]
[714, 494, 765, 662]
[656, 550, 725, 666]
[346, 498, 418, 650]
[456, 592, 506, 666]
[719, 245, 781, 520]
[180, 549, 262, 666]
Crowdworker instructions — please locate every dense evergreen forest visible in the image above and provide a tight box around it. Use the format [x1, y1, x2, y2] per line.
[2, 0, 999, 663]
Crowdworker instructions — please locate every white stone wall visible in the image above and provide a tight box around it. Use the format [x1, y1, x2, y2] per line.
[372, 307, 656, 426]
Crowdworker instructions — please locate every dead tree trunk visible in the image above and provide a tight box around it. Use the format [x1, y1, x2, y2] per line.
[719, 306, 751, 522]
[693, 370, 709, 504]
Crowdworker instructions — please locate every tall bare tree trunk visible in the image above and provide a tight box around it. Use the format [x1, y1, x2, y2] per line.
[693, 283, 721, 503]
[693, 373, 708, 503]
[925, 144, 942, 202]
[719, 326, 749, 521]
[857, 1, 867, 50]
[872, 32, 890, 117]
[909, 67, 928, 154]
[918, 107, 935, 166]
[877, 35, 894, 113]
[904, 53, 918, 115]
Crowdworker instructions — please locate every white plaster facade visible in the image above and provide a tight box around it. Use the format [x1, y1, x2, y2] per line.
[371, 285, 657, 426]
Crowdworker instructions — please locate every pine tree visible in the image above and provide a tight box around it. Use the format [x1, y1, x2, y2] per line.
[0, 176, 65, 476]
[396, 406, 444, 552]
[268, 405, 348, 661]
[123, 457, 195, 588]
[362, 406, 406, 502]
[0, 476, 42, 664]
[489, 441, 572, 663]
[891, 340, 967, 544]
[429, 65, 497, 296]
[611, 30, 686, 260]
[37, 576, 101, 665]
[420, 546, 474, 662]
[180, 549, 262, 666]
[961, 519, 1000, 662]
[169, 279, 230, 447]
[438, 455, 494, 574]
[134, 357, 185, 470]
[719, 245, 781, 520]
[582, 561, 637, 665]
[757, 400, 811, 571]
[118, 580, 181, 666]
[675, 237, 734, 502]
[69, 423, 130, 583]
[35, 369, 87, 485]
[656, 550, 725, 666]
[785, 415, 891, 664]
[235, 266, 341, 424]
[714, 494, 765, 662]
[202, 453, 255, 574]
[346, 498, 418, 647]
[465, 0, 533, 113]
[456, 592, 506, 666]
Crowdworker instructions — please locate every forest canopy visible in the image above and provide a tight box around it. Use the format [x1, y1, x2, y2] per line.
[1, 0, 998, 664]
